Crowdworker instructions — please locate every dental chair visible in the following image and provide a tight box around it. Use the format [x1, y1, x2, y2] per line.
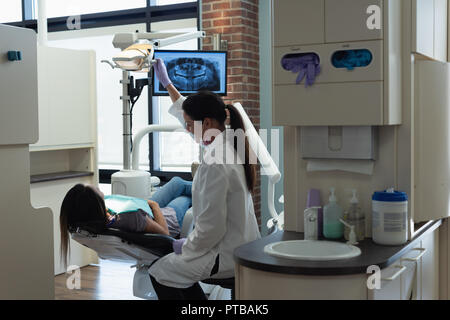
[71, 206, 233, 300]
[72, 207, 195, 300]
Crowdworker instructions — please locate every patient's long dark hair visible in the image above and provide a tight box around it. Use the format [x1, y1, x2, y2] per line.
[60, 184, 108, 269]
[182, 91, 257, 192]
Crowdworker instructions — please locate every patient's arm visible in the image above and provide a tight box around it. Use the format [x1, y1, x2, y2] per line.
[146, 200, 169, 235]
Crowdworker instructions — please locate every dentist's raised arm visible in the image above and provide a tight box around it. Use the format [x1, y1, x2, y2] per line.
[153, 59, 181, 103]
[153, 59, 187, 128]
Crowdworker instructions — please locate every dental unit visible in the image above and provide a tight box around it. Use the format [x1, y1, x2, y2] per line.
[101, 31, 205, 200]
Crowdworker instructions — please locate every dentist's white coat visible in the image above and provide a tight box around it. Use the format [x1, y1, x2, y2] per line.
[149, 97, 260, 288]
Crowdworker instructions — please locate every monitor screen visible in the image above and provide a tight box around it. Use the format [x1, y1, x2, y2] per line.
[153, 50, 228, 96]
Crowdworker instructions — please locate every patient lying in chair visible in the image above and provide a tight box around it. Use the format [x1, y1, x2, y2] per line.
[60, 176, 192, 266]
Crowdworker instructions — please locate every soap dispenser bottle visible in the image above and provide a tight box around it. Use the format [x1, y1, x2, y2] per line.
[323, 188, 344, 239]
[343, 189, 365, 242]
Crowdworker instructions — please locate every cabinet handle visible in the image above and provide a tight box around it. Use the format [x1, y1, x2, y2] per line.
[381, 265, 407, 281]
[401, 248, 427, 262]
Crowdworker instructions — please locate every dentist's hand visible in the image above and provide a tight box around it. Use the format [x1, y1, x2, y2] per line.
[153, 58, 172, 88]
[172, 238, 186, 254]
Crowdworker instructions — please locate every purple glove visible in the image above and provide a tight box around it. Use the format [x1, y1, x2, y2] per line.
[281, 54, 321, 87]
[172, 238, 186, 255]
[153, 58, 172, 88]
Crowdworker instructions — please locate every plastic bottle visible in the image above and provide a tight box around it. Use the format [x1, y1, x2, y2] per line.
[343, 189, 365, 242]
[323, 187, 344, 239]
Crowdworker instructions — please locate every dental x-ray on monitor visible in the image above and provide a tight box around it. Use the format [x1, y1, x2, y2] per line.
[153, 50, 227, 96]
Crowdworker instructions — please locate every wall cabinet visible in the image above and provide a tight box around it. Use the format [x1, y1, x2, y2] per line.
[412, 0, 448, 62]
[414, 60, 450, 222]
[34, 46, 97, 148]
[325, 0, 383, 43]
[273, 0, 325, 46]
[272, 0, 402, 126]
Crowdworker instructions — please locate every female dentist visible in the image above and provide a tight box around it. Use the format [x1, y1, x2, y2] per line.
[148, 59, 261, 300]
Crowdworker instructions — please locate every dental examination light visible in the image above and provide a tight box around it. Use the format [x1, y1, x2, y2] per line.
[102, 31, 205, 199]
[112, 44, 155, 72]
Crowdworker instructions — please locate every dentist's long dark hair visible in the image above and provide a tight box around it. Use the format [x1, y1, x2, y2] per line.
[182, 91, 257, 192]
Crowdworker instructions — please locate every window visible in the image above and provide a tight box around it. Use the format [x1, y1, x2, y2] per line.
[151, 19, 200, 172]
[37, 0, 147, 18]
[154, 0, 196, 5]
[0, 0, 22, 23]
[6, 1, 199, 181]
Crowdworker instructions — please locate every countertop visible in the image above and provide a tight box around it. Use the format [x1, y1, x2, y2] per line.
[234, 219, 442, 276]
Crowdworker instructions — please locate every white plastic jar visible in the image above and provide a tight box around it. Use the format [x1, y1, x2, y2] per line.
[372, 189, 408, 245]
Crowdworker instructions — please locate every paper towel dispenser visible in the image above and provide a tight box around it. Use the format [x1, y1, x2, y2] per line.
[301, 126, 377, 160]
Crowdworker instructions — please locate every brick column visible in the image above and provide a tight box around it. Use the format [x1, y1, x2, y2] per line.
[201, 0, 261, 226]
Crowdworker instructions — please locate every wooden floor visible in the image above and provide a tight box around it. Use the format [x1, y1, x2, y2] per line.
[55, 260, 143, 300]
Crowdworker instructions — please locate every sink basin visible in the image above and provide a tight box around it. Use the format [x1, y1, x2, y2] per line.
[264, 240, 361, 261]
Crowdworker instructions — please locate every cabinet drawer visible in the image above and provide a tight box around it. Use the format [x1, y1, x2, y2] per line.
[325, 0, 383, 43]
[272, 0, 325, 46]
[273, 81, 383, 126]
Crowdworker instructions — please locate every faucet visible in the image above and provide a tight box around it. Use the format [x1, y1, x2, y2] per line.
[339, 219, 358, 245]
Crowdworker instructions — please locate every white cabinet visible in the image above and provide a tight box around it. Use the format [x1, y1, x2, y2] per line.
[369, 262, 403, 300]
[369, 246, 424, 300]
[236, 226, 440, 300]
[0, 25, 39, 145]
[0, 24, 54, 299]
[271, 0, 402, 126]
[272, 0, 325, 46]
[30, 46, 99, 275]
[369, 227, 439, 300]
[34, 46, 97, 148]
[325, 0, 383, 43]
[414, 61, 450, 222]
[413, 0, 448, 61]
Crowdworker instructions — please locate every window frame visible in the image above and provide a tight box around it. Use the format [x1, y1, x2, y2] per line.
[7, 0, 200, 184]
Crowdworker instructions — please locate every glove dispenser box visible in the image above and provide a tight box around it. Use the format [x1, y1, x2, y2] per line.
[273, 41, 387, 126]
[274, 41, 383, 85]
[272, 0, 402, 127]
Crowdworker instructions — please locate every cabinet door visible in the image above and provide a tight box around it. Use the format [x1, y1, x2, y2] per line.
[0, 25, 39, 145]
[413, 0, 435, 58]
[369, 262, 404, 300]
[325, 0, 383, 43]
[34, 46, 96, 148]
[272, 0, 325, 46]
[421, 231, 439, 300]
[414, 61, 450, 222]
[401, 248, 424, 300]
